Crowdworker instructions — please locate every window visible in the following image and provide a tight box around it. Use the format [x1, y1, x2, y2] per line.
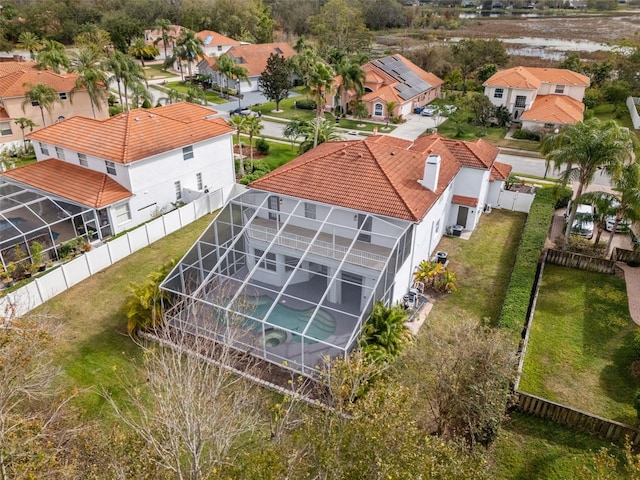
[435, 219, 440, 233]
[544, 123, 555, 129]
[40, 143, 49, 156]
[114, 203, 131, 224]
[196, 173, 203, 190]
[55, 146, 65, 160]
[31, 100, 39, 107]
[268, 195, 279, 221]
[554, 85, 565, 94]
[493, 88, 504, 99]
[78, 153, 88, 167]
[304, 202, 316, 219]
[183, 145, 194, 161]
[0, 121, 11, 136]
[174, 181, 182, 200]
[255, 249, 276, 272]
[515, 95, 527, 108]
[105, 161, 116, 175]
[217, 45, 222, 52]
[59, 92, 67, 100]
[374, 103, 383, 116]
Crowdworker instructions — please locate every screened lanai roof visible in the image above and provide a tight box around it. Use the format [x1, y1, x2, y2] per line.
[162, 189, 414, 375]
[0, 179, 95, 252]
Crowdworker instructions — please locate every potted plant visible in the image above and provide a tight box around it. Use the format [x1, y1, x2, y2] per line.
[30, 241, 46, 272]
[0, 262, 16, 288]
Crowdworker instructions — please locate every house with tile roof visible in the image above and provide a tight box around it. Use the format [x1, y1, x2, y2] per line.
[195, 30, 242, 57]
[483, 66, 590, 132]
[0, 62, 109, 147]
[160, 133, 512, 377]
[0, 102, 235, 265]
[198, 42, 297, 93]
[332, 54, 443, 120]
[144, 24, 184, 58]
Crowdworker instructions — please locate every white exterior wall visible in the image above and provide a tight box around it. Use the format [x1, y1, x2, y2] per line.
[536, 83, 586, 102]
[487, 180, 505, 208]
[485, 86, 536, 113]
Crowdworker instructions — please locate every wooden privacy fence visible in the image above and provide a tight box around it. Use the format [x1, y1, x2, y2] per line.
[545, 249, 617, 274]
[612, 247, 640, 265]
[516, 391, 640, 444]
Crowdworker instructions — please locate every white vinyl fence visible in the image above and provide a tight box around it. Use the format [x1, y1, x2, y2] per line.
[0, 187, 235, 317]
[496, 189, 535, 213]
[627, 96, 640, 130]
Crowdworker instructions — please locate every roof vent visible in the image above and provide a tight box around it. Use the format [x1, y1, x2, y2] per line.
[391, 151, 396, 156]
[149, 114, 156, 118]
[135, 117, 140, 122]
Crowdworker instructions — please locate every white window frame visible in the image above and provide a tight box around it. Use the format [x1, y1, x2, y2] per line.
[59, 92, 67, 100]
[114, 202, 131, 224]
[196, 172, 203, 190]
[255, 249, 277, 272]
[78, 153, 88, 167]
[494, 88, 504, 99]
[515, 95, 527, 108]
[374, 103, 383, 116]
[304, 202, 316, 219]
[0, 121, 11, 136]
[105, 160, 116, 175]
[554, 85, 565, 94]
[174, 181, 182, 200]
[183, 145, 194, 161]
[55, 146, 65, 160]
[40, 143, 49, 156]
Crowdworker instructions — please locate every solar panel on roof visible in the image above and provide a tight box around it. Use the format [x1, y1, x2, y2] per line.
[205, 35, 213, 45]
[373, 56, 432, 100]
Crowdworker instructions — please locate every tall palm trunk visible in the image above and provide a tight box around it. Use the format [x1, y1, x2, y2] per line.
[563, 182, 585, 250]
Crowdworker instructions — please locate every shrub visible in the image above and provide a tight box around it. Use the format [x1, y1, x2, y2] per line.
[295, 99, 317, 110]
[499, 187, 570, 333]
[634, 390, 640, 419]
[512, 128, 540, 141]
[255, 137, 270, 155]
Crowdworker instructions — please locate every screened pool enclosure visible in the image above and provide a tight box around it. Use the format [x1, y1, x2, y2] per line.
[161, 189, 414, 377]
[0, 180, 109, 269]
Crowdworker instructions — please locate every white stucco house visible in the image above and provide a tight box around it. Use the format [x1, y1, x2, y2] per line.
[0, 102, 235, 269]
[161, 134, 512, 377]
[483, 66, 590, 133]
[195, 30, 242, 57]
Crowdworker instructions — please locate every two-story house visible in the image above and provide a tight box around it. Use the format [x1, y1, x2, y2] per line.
[332, 54, 443, 120]
[483, 66, 590, 132]
[195, 30, 242, 57]
[0, 103, 235, 269]
[0, 62, 109, 147]
[160, 134, 512, 377]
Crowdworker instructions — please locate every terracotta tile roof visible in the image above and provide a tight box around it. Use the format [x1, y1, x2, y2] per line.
[196, 30, 240, 47]
[0, 60, 36, 76]
[390, 53, 444, 88]
[2, 159, 132, 208]
[362, 84, 402, 104]
[452, 195, 478, 207]
[491, 161, 512, 181]
[413, 136, 498, 170]
[250, 134, 499, 222]
[28, 102, 234, 164]
[521, 94, 585, 124]
[484, 66, 590, 88]
[0, 108, 9, 120]
[225, 43, 296, 77]
[0, 69, 78, 98]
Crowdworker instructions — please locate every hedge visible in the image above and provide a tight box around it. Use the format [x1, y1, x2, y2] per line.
[498, 186, 571, 334]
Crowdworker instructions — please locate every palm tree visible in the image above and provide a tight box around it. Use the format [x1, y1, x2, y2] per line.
[185, 84, 206, 105]
[105, 52, 146, 111]
[130, 81, 153, 108]
[229, 115, 247, 177]
[70, 47, 108, 118]
[13, 117, 37, 151]
[306, 61, 335, 148]
[35, 40, 70, 73]
[283, 118, 306, 150]
[605, 162, 640, 256]
[160, 88, 182, 105]
[335, 57, 365, 114]
[579, 191, 617, 250]
[384, 100, 397, 128]
[359, 300, 411, 363]
[292, 47, 320, 98]
[541, 118, 638, 250]
[16, 32, 41, 60]
[216, 54, 236, 97]
[351, 101, 369, 126]
[244, 116, 264, 170]
[299, 118, 344, 153]
[230, 64, 250, 106]
[153, 18, 174, 60]
[175, 29, 203, 80]
[128, 37, 152, 67]
[22, 83, 60, 126]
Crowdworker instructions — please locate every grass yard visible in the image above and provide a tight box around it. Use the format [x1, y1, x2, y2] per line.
[143, 64, 178, 80]
[519, 265, 640, 425]
[37, 213, 216, 417]
[164, 81, 227, 104]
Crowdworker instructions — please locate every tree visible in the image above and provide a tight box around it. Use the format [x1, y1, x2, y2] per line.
[605, 162, 640, 256]
[70, 47, 108, 118]
[335, 56, 365, 114]
[351, 101, 368, 125]
[451, 39, 507, 93]
[215, 53, 236, 97]
[154, 18, 174, 60]
[283, 118, 306, 149]
[299, 118, 344, 153]
[306, 60, 335, 148]
[309, 0, 371, 54]
[105, 51, 146, 111]
[579, 190, 618, 249]
[359, 301, 411, 363]
[403, 318, 516, 447]
[258, 53, 292, 112]
[160, 88, 182, 105]
[175, 29, 203, 80]
[467, 93, 495, 126]
[185, 84, 206, 105]
[74, 28, 112, 54]
[128, 37, 158, 67]
[362, 0, 407, 30]
[244, 115, 264, 170]
[13, 117, 37, 151]
[16, 31, 41, 60]
[22, 83, 61, 126]
[35, 39, 71, 73]
[229, 114, 247, 177]
[541, 118, 638, 250]
[476, 63, 498, 84]
[230, 63, 251, 104]
[384, 100, 397, 127]
[101, 11, 144, 53]
[104, 321, 261, 480]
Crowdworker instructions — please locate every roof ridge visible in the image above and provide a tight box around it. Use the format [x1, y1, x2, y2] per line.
[364, 140, 420, 221]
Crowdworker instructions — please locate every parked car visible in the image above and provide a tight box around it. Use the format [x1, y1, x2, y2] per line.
[567, 203, 595, 239]
[421, 105, 438, 116]
[442, 104, 457, 115]
[229, 107, 257, 117]
[605, 200, 632, 233]
[413, 106, 425, 114]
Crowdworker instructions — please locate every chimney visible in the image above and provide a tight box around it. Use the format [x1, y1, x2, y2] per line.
[419, 154, 441, 192]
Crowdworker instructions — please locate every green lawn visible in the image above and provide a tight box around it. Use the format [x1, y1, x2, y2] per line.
[38, 214, 216, 417]
[163, 81, 227, 105]
[143, 64, 178, 80]
[519, 265, 639, 425]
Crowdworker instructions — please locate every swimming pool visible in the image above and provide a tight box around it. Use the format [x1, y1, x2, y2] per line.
[246, 296, 336, 343]
[0, 218, 25, 233]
